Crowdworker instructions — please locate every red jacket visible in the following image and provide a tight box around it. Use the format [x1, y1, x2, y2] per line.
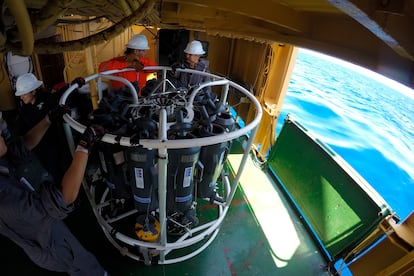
[99, 56, 157, 93]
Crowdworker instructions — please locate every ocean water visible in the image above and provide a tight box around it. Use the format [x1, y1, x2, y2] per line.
[276, 49, 414, 221]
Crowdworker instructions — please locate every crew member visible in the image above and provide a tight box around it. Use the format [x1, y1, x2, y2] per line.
[99, 34, 157, 95]
[0, 113, 107, 275]
[170, 40, 211, 93]
[14, 73, 84, 183]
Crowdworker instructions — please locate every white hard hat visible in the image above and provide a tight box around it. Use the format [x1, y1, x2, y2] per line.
[15, 73, 43, 96]
[126, 34, 150, 50]
[184, 40, 205, 55]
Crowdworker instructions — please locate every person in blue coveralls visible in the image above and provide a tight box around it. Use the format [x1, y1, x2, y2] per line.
[0, 111, 108, 275]
[169, 40, 212, 93]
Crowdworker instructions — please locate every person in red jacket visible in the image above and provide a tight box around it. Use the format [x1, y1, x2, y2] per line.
[98, 34, 157, 95]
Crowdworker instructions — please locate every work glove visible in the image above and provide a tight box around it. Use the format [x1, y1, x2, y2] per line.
[71, 77, 86, 88]
[0, 118, 11, 142]
[126, 55, 144, 71]
[51, 81, 69, 94]
[131, 59, 144, 71]
[171, 62, 185, 74]
[47, 105, 71, 124]
[77, 125, 105, 154]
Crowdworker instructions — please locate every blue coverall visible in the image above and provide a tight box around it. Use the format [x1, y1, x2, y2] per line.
[170, 59, 212, 93]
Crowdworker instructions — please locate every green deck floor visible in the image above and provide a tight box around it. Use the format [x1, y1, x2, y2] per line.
[1, 153, 329, 275]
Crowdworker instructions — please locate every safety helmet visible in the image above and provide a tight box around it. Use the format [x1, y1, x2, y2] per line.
[126, 34, 150, 50]
[15, 73, 43, 96]
[184, 40, 205, 55]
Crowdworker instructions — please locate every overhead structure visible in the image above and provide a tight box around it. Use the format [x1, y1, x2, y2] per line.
[1, 0, 413, 88]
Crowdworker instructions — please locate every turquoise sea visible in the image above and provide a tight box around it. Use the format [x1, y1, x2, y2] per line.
[276, 49, 414, 221]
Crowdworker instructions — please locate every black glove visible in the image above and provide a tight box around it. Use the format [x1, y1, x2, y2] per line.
[71, 77, 86, 88]
[47, 105, 71, 124]
[171, 63, 185, 74]
[77, 125, 105, 154]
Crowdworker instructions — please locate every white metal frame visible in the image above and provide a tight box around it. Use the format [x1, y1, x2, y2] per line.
[60, 66, 262, 264]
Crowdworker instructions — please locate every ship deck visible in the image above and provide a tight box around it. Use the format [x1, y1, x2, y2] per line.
[1, 149, 329, 276]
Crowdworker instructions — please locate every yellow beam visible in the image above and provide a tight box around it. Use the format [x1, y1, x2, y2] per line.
[253, 43, 297, 159]
[162, 0, 310, 33]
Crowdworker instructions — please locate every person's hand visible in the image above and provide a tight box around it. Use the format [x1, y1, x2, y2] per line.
[130, 132, 140, 145]
[131, 59, 144, 71]
[71, 77, 86, 88]
[77, 125, 105, 154]
[171, 63, 185, 74]
[47, 105, 71, 124]
[126, 55, 144, 71]
[51, 81, 69, 94]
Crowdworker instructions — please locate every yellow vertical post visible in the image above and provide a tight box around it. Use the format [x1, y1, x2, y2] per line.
[0, 54, 16, 111]
[253, 43, 298, 159]
[83, 21, 98, 109]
